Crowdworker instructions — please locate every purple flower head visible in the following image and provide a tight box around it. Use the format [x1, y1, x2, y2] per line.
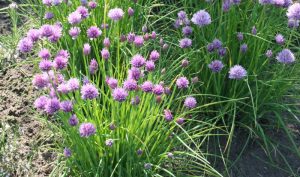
[212, 39, 222, 49]
[103, 37, 110, 48]
[191, 10, 211, 27]
[53, 56, 68, 70]
[108, 8, 124, 21]
[105, 139, 114, 147]
[42, 0, 52, 6]
[80, 0, 87, 6]
[106, 77, 118, 89]
[83, 43, 91, 55]
[89, 59, 98, 75]
[48, 26, 62, 43]
[39, 60, 52, 72]
[123, 79, 138, 91]
[145, 60, 155, 72]
[181, 59, 189, 67]
[288, 19, 299, 28]
[79, 123, 96, 137]
[52, 0, 62, 6]
[87, 26, 102, 39]
[128, 67, 142, 80]
[69, 114, 79, 126]
[67, 78, 80, 91]
[153, 84, 164, 95]
[184, 96, 197, 109]
[127, 32, 136, 43]
[251, 26, 257, 35]
[207, 43, 215, 52]
[69, 27, 81, 39]
[134, 36, 144, 47]
[151, 31, 157, 39]
[57, 83, 70, 94]
[101, 48, 110, 60]
[176, 118, 185, 125]
[229, 65, 247, 79]
[76, 6, 89, 19]
[101, 23, 109, 29]
[178, 11, 187, 20]
[216, 47, 226, 57]
[275, 34, 285, 45]
[112, 88, 128, 102]
[141, 81, 153, 92]
[120, 34, 127, 42]
[164, 109, 173, 121]
[82, 76, 90, 85]
[208, 60, 224, 72]
[286, 2, 300, 20]
[64, 148, 71, 157]
[88, 1, 97, 9]
[237, 32, 243, 41]
[143, 33, 150, 41]
[56, 50, 70, 59]
[179, 38, 192, 48]
[182, 26, 193, 36]
[276, 49, 295, 64]
[231, 0, 241, 4]
[38, 48, 51, 60]
[81, 83, 99, 99]
[44, 12, 54, 20]
[265, 50, 273, 58]
[223, 0, 231, 12]
[40, 24, 54, 38]
[128, 7, 134, 16]
[131, 54, 146, 68]
[27, 29, 41, 42]
[164, 87, 171, 95]
[109, 123, 116, 130]
[240, 43, 248, 53]
[18, 38, 33, 53]
[32, 74, 48, 89]
[34, 96, 48, 110]
[137, 148, 143, 156]
[45, 98, 60, 115]
[176, 77, 189, 89]
[142, 25, 148, 33]
[68, 11, 82, 25]
[149, 50, 160, 61]
[144, 163, 152, 170]
[131, 96, 140, 105]
[259, 0, 273, 4]
[60, 100, 73, 112]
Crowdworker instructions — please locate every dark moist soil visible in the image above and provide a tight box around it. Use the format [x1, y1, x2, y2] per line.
[0, 1, 56, 176]
[217, 124, 300, 177]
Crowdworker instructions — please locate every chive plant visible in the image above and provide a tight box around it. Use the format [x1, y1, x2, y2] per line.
[16, 0, 226, 176]
[15, 0, 300, 175]
[142, 0, 300, 172]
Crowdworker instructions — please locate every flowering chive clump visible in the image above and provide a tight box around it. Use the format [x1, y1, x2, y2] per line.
[23, 0, 300, 176]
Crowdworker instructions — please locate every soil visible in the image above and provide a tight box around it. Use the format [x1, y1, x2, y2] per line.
[0, 1, 56, 176]
[0, 60, 57, 177]
[225, 125, 300, 177]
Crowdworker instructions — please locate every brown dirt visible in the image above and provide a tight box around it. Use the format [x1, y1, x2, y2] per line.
[0, 60, 56, 177]
[0, 1, 56, 176]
